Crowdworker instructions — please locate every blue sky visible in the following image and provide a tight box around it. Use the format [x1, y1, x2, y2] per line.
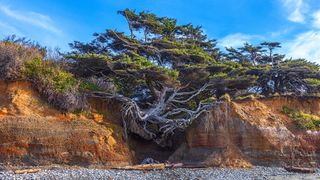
[0, 0, 320, 63]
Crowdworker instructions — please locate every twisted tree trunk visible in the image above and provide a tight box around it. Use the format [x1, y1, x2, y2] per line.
[92, 83, 217, 146]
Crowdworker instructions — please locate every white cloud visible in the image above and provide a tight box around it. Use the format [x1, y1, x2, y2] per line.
[0, 5, 62, 36]
[312, 10, 320, 29]
[270, 28, 291, 38]
[283, 31, 320, 63]
[281, 0, 307, 23]
[219, 33, 253, 48]
[219, 33, 263, 48]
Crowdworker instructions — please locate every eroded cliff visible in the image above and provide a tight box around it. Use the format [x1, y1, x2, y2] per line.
[0, 81, 133, 167]
[169, 97, 320, 168]
[0, 81, 319, 168]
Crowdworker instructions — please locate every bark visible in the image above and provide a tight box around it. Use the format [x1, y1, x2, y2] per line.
[92, 83, 217, 146]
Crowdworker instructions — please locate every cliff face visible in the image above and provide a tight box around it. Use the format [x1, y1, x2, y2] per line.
[0, 81, 133, 167]
[0, 81, 319, 168]
[169, 97, 320, 168]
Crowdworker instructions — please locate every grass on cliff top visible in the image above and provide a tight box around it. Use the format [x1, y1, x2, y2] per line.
[282, 106, 320, 130]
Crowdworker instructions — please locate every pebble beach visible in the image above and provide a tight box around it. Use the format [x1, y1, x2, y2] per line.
[0, 166, 319, 180]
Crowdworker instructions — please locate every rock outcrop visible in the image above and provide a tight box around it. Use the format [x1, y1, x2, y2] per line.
[0, 81, 133, 167]
[169, 97, 320, 168]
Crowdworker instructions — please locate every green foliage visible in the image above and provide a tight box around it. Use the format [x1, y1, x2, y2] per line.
[281, 59, 319, 71]
[6, 9, 316, 113]
[165, 69, 179, 79]
[221, 60, 244, 69]
[122, 54, 154, 69]
[52, 71, 78, 93]
[25, 59, 78, 93]
[209, 72, 228, 79]
[281, 106, 295, 114]
[0, 41, 44, 80]
[282, 106, 320, 130]
[80, 81, 103, 91]
[25, 59, 86, 112]
[305, 78, 320, 86]
[122, 53, 180, 82]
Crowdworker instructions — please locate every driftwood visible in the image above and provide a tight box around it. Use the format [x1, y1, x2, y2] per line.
[112, 163, 166, 170]
[113, 163, 207, 171]
[166, 163, 207, 169]
[284, 166, 316, 174]
[14, 168, 41, 174]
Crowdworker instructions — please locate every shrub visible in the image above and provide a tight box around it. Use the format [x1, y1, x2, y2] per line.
[25, 59, 78, 92]
[80, 77, 115, 92]
[25, 59, 86, 112]
[0, 42, 44, 80]
[282, 106, 320, 130]
[281, 106, 294, 114]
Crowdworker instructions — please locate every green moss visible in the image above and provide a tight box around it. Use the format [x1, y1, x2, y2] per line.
[282, 106, 320, 130]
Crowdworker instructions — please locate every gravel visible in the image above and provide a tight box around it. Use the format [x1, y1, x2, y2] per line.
[0, 166, 319, 180]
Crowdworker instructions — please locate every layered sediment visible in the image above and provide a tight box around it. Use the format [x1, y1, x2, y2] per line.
[0, 81, 132, 167]
[170, 97, 320, 167]
[0, 81, 319, 168]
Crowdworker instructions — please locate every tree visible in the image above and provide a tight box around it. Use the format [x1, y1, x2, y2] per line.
[68, 9, 229, 146]
[260, 42, 283, 65]
[224, 42, 284, 66]
[238, 43, 263, 65]
[67, 9, 320, 146]
[224, 47, 247, 64]
[247, 59, 320, 95]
